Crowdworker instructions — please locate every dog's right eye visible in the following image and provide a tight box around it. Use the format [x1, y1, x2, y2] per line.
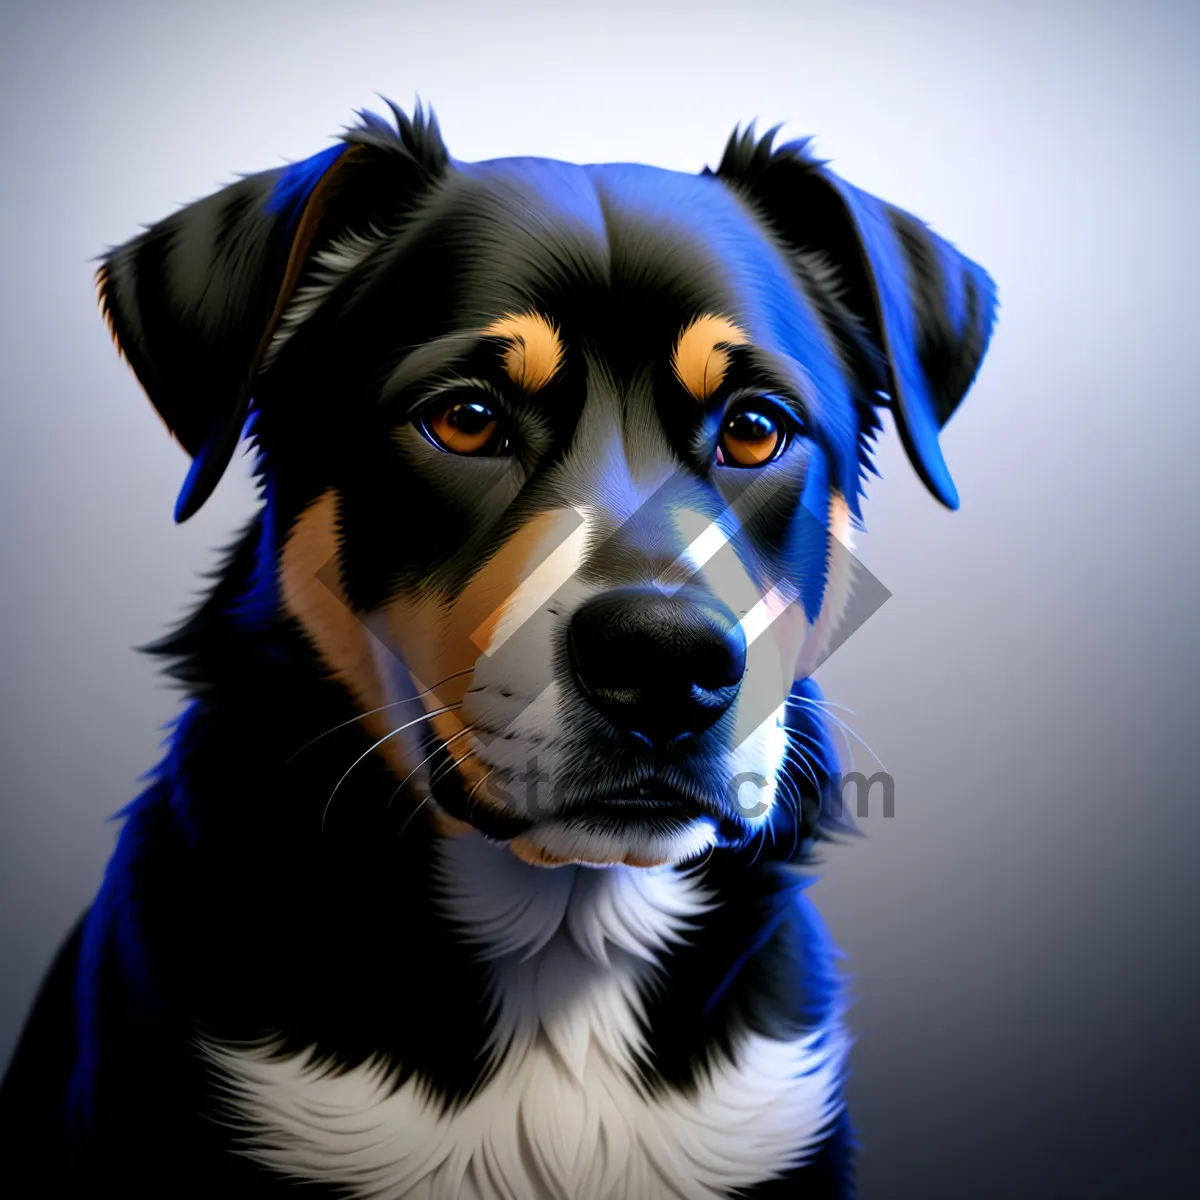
[417, 393, 511, 456]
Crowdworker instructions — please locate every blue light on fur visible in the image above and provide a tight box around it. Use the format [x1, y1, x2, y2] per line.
[702, 906, 790, 1019]
[67, 702, 209, 1130]
[227, 462, 279, 631]
[701, 872, 840, 1025]
[266, 143, 348, 227]
[174, 423, 225, 524]
[795, 445, 832, 624]
[829, 178, 960, 509]
[930, 231, 968, 340]
[67, 784, 169, 1131]
[472, 157, 610, 252]
[787, 677, 839, 774]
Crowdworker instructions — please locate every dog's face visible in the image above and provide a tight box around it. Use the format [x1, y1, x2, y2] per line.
[98, 105, 995, 870]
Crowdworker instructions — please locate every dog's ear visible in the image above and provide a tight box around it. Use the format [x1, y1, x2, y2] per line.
[709, 124, 997, 509]
[97, 100, 449, 522]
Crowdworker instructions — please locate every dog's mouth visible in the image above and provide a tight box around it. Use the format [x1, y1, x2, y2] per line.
[426, 762, 752, 868]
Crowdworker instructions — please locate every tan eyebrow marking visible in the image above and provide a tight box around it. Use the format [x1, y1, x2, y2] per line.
[482, 312, 564, 393]
[671, 313, 749, 402]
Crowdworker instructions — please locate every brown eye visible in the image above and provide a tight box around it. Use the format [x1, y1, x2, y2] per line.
[421, 396, 508, 456]
[718, 407, 783, 467]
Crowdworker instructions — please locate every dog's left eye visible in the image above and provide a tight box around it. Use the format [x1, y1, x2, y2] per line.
[417, 393, 511, 456]
[716, 402, 787, 468]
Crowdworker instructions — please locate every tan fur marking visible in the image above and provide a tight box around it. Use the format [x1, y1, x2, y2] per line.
[372, 601, 487, 799]
[794, 492, 856, 679]
[374, 511, 574, 690]
[429, 810, 478, 839]
[279, 493, 589, 832]
[463, 508, 584, 656]
[373, 508, 584, 807]
[507, 835, 669, 870]
[279, 489, 411, 779]
[622, 853, 671, 868]
[483, 312, 564, 393]
[508, 836, 573, 868]
[95, 266, 120, 353]
[672, 313, 749, 402]
[830, 493, 852, 550]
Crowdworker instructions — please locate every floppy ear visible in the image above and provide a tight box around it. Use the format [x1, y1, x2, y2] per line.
[97, 101, 449, 522]
[710, 125, 998, 509]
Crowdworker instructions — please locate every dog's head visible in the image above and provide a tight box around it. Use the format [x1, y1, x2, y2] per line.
[98, 102, 995, 870]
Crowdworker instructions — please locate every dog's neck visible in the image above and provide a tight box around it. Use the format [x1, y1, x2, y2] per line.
[430, 835, 715, 1078]
[432, 833, 715, 964]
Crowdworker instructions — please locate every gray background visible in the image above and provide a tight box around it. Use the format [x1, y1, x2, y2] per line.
[2, 1, 1198, 1196]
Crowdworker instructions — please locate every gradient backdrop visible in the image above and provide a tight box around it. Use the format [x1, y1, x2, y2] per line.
[2, 2, 1198, 1196]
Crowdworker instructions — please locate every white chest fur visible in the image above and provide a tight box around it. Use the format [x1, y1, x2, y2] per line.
[199, 838, 847, 1199]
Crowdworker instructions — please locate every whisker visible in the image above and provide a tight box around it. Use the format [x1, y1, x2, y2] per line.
[386, 725, 477, 812]
[411, 744, 484, 825]
[287, 668, 475, 763]
[821, 720, 858, 778]
[395, 794, 431, 841]
[320, 702, 462, 834]
[788, 786, 802, 860]
[428, 746, 472, 790]
[394, 746, 489, 843]
[791, 695, 887, 773]
[395, 756, 482, 844]
[686, 838, 718, 872]
[747, 821, 768, 867]
[792, 695, 858, 718]
[818, 713, 885, 774]
[783, 744, 822, 795]
[463, 766, 496, 827]
[465, 766, 495, 803]
[774, 776, 804, 861]
[783, 725, 837, 776]
[787, 714, 853, 779]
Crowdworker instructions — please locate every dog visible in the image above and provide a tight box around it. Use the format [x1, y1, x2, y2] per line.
[0, 100, 995, 1198]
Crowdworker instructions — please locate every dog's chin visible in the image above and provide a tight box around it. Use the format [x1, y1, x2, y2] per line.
[426, 763, 736, 869]
[427, 794, 721, 869]
[504, 815, 721, 870]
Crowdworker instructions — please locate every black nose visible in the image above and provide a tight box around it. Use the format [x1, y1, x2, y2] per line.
[567, 587, 746, 745]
